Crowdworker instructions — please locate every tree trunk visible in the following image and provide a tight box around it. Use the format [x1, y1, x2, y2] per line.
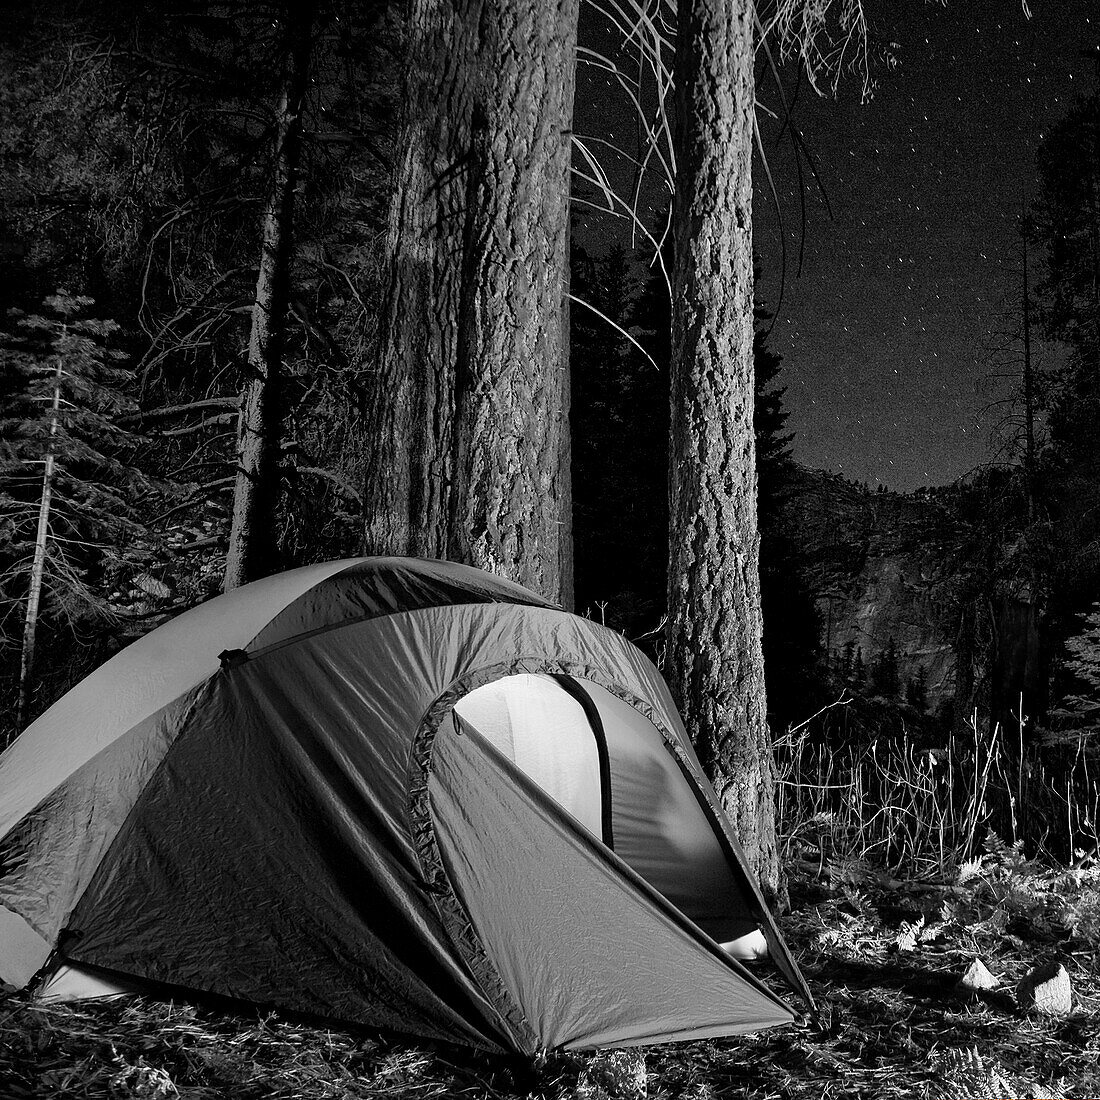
[1022, 226, 1035, 522]
[666, 0, 780, 895]
[224, 1, 313, 590]
[364, 0, 577, 607]
[17, 353, 62, 731]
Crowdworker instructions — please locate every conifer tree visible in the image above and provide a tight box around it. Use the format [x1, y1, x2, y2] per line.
[870, 637, 901, 699]
[666, 0, 777, 887]
[224, 0, 316, 590]
[906, 665, 928, 712]
[1049, 604, 1100, 741]
[0, 293, 148, 728]
[852, 646, 866, 688]
[1027, 92, 1100, 726]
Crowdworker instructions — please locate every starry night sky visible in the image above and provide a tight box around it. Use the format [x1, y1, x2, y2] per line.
[575, 0, 1099, 491]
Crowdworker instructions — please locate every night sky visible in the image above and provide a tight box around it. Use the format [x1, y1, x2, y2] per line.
[576, 0, 1099, 491]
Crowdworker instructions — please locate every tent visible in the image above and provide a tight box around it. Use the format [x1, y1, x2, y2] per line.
[0, 556, 812, 1053]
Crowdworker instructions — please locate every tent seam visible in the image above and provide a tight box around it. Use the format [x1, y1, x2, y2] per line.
[244, 597, 555, 664]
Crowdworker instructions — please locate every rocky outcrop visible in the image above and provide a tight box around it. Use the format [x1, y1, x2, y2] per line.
[777, 465, 1047, 735]
[782, 467, 965, 715]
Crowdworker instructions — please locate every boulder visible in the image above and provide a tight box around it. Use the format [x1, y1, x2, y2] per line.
[1016, 962, 1072, 1016]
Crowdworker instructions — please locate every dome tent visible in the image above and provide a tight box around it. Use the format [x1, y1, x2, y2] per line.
[0, 557, 811, 1053]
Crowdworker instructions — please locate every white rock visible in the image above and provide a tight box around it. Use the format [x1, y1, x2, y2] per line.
[960, 958, 998, 992]
[1016, 962, 1072, 1016]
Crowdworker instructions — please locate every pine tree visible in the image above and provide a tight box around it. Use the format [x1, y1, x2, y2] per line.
[906, 665, 928, 712]
[0, 293, 150, 728]
[666, 0, 778, 890]
[852, 646, 866, 688]
[1029, 91, 1100, 726]
[224, 0, 316, 590]
[870, 637, 901, 699]
[1049, 604, 1100, 740]
[0, 4, 394, 584]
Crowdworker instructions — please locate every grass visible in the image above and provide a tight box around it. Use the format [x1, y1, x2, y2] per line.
[775, 709, 1100, 878]
[2, 854, 1097, 1099]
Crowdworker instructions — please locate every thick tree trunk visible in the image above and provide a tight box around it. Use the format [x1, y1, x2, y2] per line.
[224, 2, 313, 591]
[364, 0, 577, 607]
[666, 0, 780, 895]
[362, 1, 466, 563]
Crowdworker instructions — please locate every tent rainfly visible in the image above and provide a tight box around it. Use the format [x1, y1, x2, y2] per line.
[0, 557, 812, 1053]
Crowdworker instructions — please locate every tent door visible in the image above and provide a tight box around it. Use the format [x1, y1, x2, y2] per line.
[428, 711, 797, 1050]
[451, 673, 613, 847]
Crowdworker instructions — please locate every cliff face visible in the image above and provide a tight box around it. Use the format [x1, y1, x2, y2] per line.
[782, 467, 965, 714]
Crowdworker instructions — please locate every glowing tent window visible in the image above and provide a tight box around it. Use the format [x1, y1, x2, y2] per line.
[452, 674, 605, 840]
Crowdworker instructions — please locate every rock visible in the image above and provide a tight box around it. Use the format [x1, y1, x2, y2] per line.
[959, 958, 998, 992]
[1016, 961, 1072, 1016]
[783, 466, 962, 713]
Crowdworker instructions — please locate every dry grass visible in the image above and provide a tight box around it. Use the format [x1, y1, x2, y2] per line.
[0, 996, 556, 1099]
[776, 712, 1100, 878]
[2, 859, 1097, 1099]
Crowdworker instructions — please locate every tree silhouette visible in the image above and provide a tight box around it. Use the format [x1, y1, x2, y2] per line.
[870, 637, 901, 699]
[225, 0, 316, 590]
[1048, 604, 1100, 743]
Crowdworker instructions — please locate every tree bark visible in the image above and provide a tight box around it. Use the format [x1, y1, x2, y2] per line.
[667, 0, 780, 895]
[364, 0, 577, 607]
[224, 1, 313, 590]
[1021, 226, 1035, 522]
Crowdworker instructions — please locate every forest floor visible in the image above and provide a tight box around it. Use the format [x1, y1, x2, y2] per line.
[2, 852, 1098, 1100]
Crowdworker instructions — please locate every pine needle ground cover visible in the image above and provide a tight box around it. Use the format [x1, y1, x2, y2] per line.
[2, 857, 1097, 1100]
